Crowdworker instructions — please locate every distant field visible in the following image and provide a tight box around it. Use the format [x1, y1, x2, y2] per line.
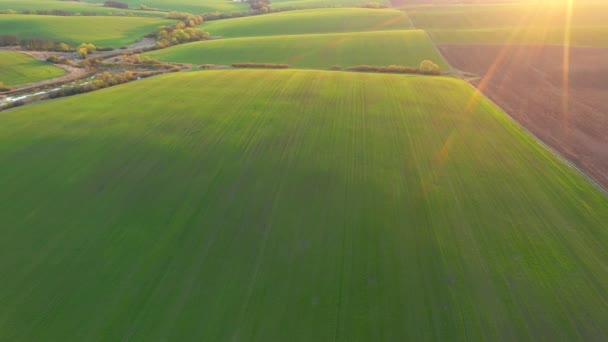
[0, 69, 606, 340]
[0, 0, 166, 17]
[145, 30, 448, 69]
[405, 2, 607, 29]
[201, 8, 412, 38]
[82, 0, 247, 14]
[272, 0, 389, 9]
[0, 51, 65, 86]
[406, 2, 608, 46]
[429, 26, 608, 47]
[0, 15, 174, 47]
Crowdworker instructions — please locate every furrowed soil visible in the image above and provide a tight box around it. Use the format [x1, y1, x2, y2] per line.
[439, 44, 608, 189]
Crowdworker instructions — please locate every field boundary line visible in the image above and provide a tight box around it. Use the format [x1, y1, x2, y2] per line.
[465, 82, 608, 196]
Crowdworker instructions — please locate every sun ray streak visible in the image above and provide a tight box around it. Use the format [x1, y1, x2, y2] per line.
[562, 0, 574, 131]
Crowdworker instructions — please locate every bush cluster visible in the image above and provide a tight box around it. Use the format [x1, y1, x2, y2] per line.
[77, 43, 97, 59]
[49, 71, 135, 99]
[20, 38, 73, 52]
[362, 2, 386, 8]
[247, 0, 271, 14]
[347, 61, 441, 75]
[0, 81, 11, 92]
[166, 12, 204, 27]
[0, 34, 19, 46]
[156, 27, 210, 49]
[231, 63, 289, 69]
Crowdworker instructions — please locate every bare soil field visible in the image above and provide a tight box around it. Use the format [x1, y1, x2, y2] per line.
[439, 44, 608, 189]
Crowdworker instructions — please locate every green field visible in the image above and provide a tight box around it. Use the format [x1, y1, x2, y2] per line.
[82, 0, 247, 14]
[0, 15, 174, 47]
[0, 0, 166, 17]
[0, 69, 606, 340]
[201, 8, 412, 38]
[145, 30, 448, 69]
[406, 1, 608, 46]
[0, 51, 66, 86]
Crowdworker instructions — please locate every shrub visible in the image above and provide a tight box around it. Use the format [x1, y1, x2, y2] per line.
[104, 1, 129, 9]
[0, 81, 12, 92]
[77, 43, 97, 58]
[0, 34, 19, 46]
[419, 60, 441, 75]
[363, 2, 384, 8]
[46, 56, 60, 63]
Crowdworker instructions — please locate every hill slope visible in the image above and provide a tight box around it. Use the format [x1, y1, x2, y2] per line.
[0, 70, 606, 340]
[201, 8, 412, 38]
[0, 51, 66, 86]
[145, 30, 448, 69]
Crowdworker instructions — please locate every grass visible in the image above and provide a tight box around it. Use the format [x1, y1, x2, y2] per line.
[82, 0, 248, 14]
[0, 69, 606, 340]
[145, 30, 449, 69]
[201, 8, 412, 38]
[0, 0, 166, 17]
[0, 51, 66, 86]
[0, 14, 174, 47]
[405, 1, 608, 46]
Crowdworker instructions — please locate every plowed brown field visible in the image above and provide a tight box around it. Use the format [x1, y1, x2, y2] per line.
[440, 44, 608, 189]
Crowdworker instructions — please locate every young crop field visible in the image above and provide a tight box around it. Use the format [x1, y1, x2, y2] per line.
[82, 0, 247, 14]
[201, 8, 412, 38]
[0, 15, 174, 47]
[0, 69, 606, 340]
[0, 51, 66, 86]
[145, 30, 448, 69]
[0, 0, 166, 17]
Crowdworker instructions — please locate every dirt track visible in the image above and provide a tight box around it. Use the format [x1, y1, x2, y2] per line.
[440, 44, 608, 190]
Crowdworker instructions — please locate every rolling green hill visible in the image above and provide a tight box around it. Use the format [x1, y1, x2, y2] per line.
[0, 0, 166, 17]
[0, 15, 174, 47]
[0, 69, 606, 340]
[145, 30, 448, 69]
[201, 8, 412, 38]
[0, 51, 66, 86]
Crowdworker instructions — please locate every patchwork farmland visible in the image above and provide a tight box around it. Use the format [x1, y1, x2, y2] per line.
[1, 0, 607, 340]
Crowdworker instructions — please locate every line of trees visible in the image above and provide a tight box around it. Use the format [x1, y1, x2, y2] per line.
[345, 61, 441, 75]
[104, 1, 129, 9]
[155, 12, 208, 49]
[19, 38, 73, 52]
